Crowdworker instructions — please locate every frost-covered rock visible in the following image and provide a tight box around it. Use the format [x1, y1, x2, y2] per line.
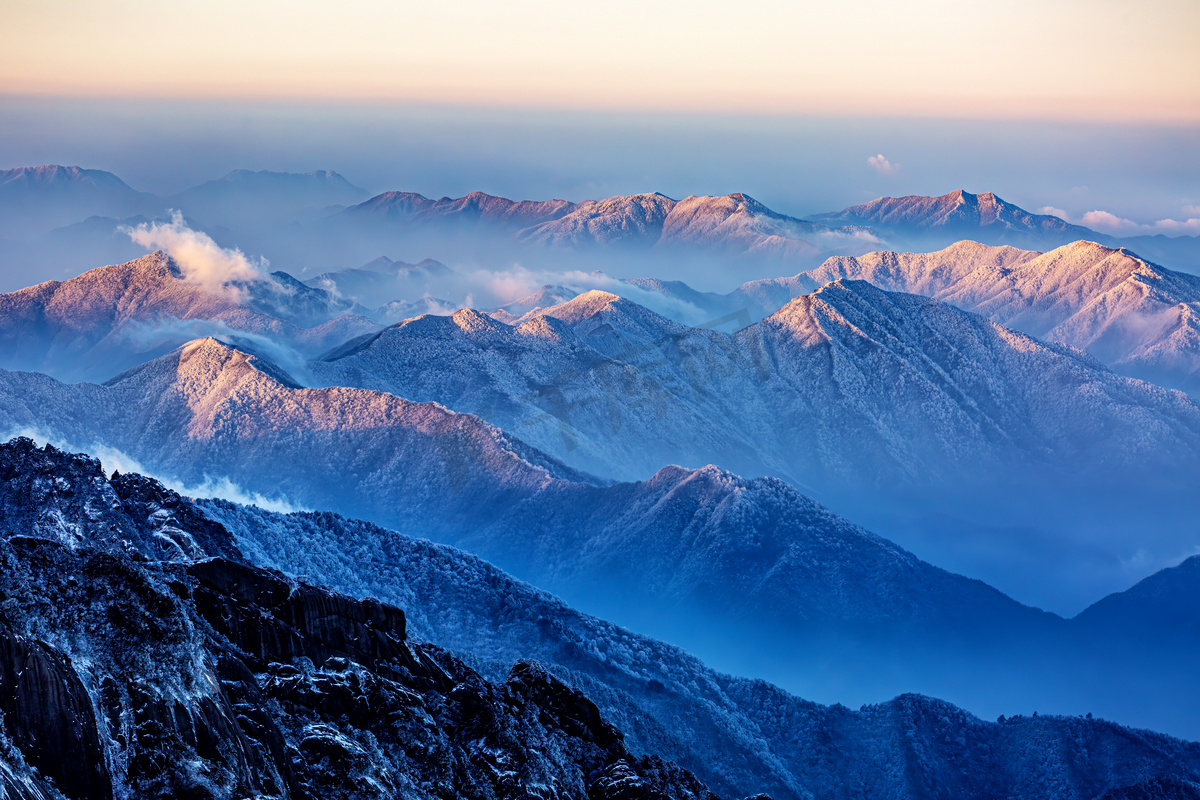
[0, 439, 728, 800]
[2, 439, 1198, 800]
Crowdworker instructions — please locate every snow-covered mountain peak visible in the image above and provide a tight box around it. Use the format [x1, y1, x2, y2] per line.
[539, 289, 625, 322]
[514, 313, 577, 344]
[519, 193, 677, 246]
[533, 289, 689, 353]
[799, 239, 1200, 393]
[450, 306, 509, 337]
[821, 190, 1082, 240]
[163, 336, 298, 395]
[763, 278, 887, 343]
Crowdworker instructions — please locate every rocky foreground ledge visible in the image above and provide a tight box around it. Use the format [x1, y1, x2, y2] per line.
[0, 437, 729, 800]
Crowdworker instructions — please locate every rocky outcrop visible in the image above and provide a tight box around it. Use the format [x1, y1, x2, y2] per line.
[0, 614, 112, 800]
[0, 440, 730, 800]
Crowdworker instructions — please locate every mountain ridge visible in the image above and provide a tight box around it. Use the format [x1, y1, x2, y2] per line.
[0, 250, 382, 382]
[5, 436, 1200, 800]
[805, 239, 1200, 393]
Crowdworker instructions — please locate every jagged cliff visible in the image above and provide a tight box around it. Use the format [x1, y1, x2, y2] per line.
[0, 438, 726, 800]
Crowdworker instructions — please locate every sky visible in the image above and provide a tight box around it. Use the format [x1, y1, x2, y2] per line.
[3, 0, 1199, 122]
[2, 0, 1198, 230]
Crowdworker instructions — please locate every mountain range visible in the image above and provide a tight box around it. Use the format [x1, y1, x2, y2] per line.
[303, 256, 456, 309]
[0, 335, 1044, 636]
[805, 240, 1200, 394]
[2, 330, 1199, 737]
[0, 251, 381, 382]
[0, 437, 729, 800]
[815, 189, 1097, 247]
[3, 165, 1200, 786]
[2, 246, 1199, 609]
[319, 279, 1200, 487]
[312, 275, 1200, 613]
[6, 164, 1196, 292]
[813, 189, 1200, 270]
[4, 437, 1200, 800]
[510, 240, 1200, 395]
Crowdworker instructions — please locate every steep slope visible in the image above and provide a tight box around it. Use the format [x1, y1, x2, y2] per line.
[0, 251, 380, 381]
[0, 337, 1046, 640]
[0, 439, 723, 800]
[1074, 555, 1200, 644]
[318, 283, 1200, 486]
[808, 240, 1200, 393]
[7, 439, 1200, 800]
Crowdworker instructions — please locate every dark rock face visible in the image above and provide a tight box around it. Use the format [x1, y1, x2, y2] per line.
[0, 615, 112, 800]
[0, 436, 241, 562]
[0, 439, 729, 800]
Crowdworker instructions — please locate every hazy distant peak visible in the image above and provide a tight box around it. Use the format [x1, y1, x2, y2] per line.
[358, 255, 396, 271]
[0, 165, 158, 240]
[825, 190, 1087, 240]
[0, 164, 137, 192]
[168, 169, 368, 216]
[216, 167, 357, 183]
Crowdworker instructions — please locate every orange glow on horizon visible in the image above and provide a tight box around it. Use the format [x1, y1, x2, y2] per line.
[2, 0, 1197, 124]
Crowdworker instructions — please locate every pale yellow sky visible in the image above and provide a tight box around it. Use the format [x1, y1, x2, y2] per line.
[2, 0, 1197, 120]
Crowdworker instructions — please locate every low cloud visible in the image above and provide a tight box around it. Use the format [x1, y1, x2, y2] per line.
[122, 211, 268, 297]
[1080, 210, 1142, 234]
[1152, 217, 1200, 234]
[867, 154, 899, 176]
[407, 262, 718, 327]
[1038, 206, 1200, 237]
[1038, 206, 1071, 221]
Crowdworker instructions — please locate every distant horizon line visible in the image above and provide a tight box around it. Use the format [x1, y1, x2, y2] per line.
[4, 91, 1200, 127]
